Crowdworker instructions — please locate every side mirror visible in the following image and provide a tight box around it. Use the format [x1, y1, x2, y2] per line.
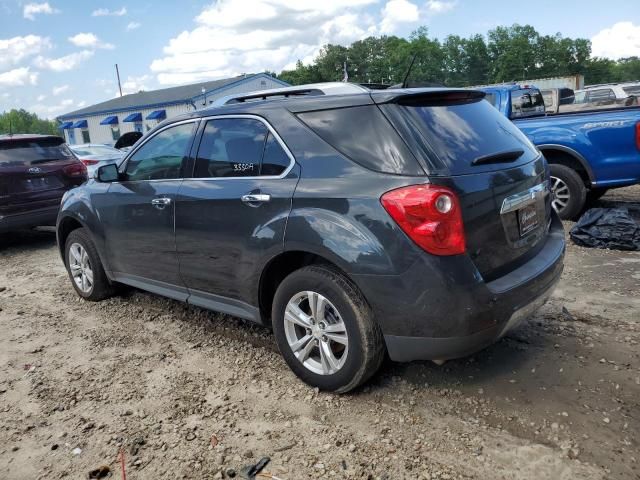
[95, 163, 119, 182]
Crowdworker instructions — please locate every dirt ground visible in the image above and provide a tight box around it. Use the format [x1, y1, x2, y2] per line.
[1, 186, 639, 480]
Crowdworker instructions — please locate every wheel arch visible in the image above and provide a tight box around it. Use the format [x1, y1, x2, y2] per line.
[258, 250, 363, 326]
[537, 144, 595, 187]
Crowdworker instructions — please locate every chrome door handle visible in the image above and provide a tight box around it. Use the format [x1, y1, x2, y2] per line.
[241, 193, 271, 204]
[151, 197, 172, 209]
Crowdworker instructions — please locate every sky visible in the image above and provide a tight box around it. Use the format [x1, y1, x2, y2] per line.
[1, 0, 639, 119]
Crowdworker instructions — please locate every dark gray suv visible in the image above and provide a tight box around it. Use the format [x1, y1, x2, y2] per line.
[57, 83, 565, 392]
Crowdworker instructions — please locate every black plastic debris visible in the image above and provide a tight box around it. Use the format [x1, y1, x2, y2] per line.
[570, 208, 640, 250]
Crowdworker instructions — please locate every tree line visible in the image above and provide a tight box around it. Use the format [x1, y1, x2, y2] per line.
[0, 109, 59, 135]
[277, 24, 640, 87]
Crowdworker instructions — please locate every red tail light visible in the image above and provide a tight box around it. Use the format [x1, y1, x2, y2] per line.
[636, 122, 640, 151]
[80, 159, 99, 166]
[381, 184, 465, 256]
[63, 161, 88, 178]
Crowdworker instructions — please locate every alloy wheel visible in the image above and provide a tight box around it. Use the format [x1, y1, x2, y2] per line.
[283, 291, 349, 375]
[68, 243, 94, 294]
[550, 175, 570, 214]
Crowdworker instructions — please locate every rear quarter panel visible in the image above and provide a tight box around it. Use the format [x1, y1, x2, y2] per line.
[516, 108, 640, 187]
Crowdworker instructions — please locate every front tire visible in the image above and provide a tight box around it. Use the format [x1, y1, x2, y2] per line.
[272, 265, 384, 393]
[65, 228, 114, 301]
[550, 164, 586, 220]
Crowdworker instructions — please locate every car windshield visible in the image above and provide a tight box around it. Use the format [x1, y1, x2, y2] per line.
[72, 145, 120, 156]
[573, 91, 587, 103]
[0, 137, 73, 164]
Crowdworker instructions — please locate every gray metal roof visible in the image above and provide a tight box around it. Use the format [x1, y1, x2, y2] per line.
[58, 74, 266, 119]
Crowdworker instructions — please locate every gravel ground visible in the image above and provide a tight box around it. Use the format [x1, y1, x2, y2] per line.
[0, 186, 639, 480]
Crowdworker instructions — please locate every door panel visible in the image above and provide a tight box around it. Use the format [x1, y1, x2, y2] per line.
[176, 168, 299, 305]
[175, 116, 299, 307]
[102, 180, 184, 291]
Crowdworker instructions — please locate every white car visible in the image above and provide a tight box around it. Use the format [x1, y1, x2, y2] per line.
[69, 144, 124, 176]
[575, 82, 640, 105]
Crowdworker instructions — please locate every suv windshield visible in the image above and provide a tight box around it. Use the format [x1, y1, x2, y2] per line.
[0, 137, 73, 164]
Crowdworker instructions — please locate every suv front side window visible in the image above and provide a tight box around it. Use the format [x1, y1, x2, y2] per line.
[124, 122, 195, 181]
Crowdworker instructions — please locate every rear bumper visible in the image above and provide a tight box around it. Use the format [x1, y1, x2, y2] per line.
[353, 213, 565, 362]
[0, 205, 59, 232]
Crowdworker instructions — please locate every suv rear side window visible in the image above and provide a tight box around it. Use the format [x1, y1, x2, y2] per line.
[124, 122, 195, 181]
[296, 105, 424, 176]
[0, 137, 73, 164]
[194, 118, 291, 178]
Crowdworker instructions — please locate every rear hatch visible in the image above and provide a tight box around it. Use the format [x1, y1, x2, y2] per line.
[375, 90, 552, 279]
[0, 136, 86, 217]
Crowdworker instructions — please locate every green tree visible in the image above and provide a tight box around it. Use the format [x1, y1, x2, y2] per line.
[0, 109, 58, 135]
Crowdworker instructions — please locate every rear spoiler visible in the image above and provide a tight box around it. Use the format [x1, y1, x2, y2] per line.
[371, 89, 486, 106]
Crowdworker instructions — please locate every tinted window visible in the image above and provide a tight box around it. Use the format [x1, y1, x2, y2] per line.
[587, 89, 615, 103]
[383, 98, 539, 176]
[297, 105, 424, 176]
[0, 137, 73, 164]
[194, 119, 267, 178]
[623, 85, 640, 95]
[124, 122, 194, 181]
[510, 89, 545, 118]
[261, 132, 290, 176]
[483, 92, 497, 107]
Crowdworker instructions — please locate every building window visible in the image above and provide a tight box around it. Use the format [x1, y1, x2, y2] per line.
[81, 128, 90, 143]
[134, 122, 143, 133]
[111, 126, 121, 141]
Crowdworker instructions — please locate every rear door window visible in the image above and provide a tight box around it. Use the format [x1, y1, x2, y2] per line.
[0, 137, 74, 164]
[510, 89, 545, 118]
[587, 89, 616, 103]
[380, 97, 540, 176]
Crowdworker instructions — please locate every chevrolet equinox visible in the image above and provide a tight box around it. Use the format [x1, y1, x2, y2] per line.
[57, 83, 565, 393]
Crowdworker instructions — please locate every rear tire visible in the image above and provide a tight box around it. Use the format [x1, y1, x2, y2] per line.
[64, 228, 114, 301]
[272, 265, 384, 393]
[549, 164, 586, 220]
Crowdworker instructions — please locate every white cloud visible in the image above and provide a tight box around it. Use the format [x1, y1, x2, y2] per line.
[425, 0, 456, 14]
[34, 50, 94, 72]
[23, 2, 59, 20]
[380, 0, 419, 34]
[150, 0, 381, 85]
[126, 21, 141, 31]
[0, 67, 39, 87]
[591, 22, 640, 60]
[92, 7, 127, 17]
[52, 84, 69, 95]
[68, 32, 115, 49]
[122, 74, 152, 94]
[37, 94, 46, 101]
[30, 98, 75, 119]
[0, 35, 52, 69]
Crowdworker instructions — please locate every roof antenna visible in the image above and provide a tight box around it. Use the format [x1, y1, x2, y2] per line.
[401, 54, 417, 89]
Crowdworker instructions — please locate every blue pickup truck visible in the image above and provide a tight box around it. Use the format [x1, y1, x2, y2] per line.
[479, 85, 640, 219]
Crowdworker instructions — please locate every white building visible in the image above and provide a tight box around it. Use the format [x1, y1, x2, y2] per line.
[57, 73, 289, 146]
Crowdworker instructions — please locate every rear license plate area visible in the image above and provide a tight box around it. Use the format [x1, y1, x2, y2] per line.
[517, 204, 538, 236]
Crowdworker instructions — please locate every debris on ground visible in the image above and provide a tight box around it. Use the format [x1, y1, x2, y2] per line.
[570, 207, 640, 250]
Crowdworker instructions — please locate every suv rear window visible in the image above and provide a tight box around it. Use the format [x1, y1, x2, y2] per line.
[379, 97, 540, 176]
[296, 105, 424, 176]
[0, 137, 73, 164]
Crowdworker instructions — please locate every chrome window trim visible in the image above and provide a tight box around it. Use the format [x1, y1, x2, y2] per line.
[191, 114, 296, 181]
[118, 114, 296, 183]
[500, 182, 548, 214]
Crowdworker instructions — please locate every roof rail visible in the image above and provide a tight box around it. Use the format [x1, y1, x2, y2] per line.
[210, 82, 370, 107]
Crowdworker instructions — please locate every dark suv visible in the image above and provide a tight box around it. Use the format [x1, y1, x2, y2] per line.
[56, 83, 565, 392]
[1, 134, 87, 232]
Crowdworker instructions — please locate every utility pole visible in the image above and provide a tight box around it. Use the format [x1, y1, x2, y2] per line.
[115, 64, 123, 97]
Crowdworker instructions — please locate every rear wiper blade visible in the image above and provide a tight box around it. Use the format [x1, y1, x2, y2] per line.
[31, 158, 61, 164]
[471, 149, 524, 166]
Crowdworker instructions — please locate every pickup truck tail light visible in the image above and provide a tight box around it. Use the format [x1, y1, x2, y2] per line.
[381, 184, 465, 256]
[636, 122, 640, 151]
[63, 162, 88, 178]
